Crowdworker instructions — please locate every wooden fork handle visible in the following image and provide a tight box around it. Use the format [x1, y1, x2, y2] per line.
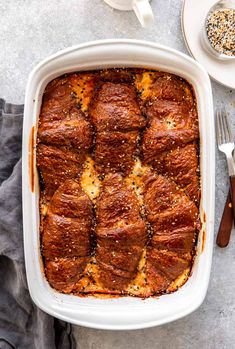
[216, 189, 233, 247]
[216, 176, 235, 247]
[230, 175, 235, 220]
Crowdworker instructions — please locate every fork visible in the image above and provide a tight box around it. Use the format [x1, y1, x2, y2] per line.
[216, 108, 235, 247]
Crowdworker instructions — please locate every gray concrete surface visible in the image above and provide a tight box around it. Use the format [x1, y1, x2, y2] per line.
[1, 0, 235, 348]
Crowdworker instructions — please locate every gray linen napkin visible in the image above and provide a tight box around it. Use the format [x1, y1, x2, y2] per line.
[0, 99, 75, 349]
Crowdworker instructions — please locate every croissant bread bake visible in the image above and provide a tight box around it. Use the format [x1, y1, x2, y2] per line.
[37, 68, 200, 297]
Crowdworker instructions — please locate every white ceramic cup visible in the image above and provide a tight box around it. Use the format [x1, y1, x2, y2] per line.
[104, 0, 154, 27]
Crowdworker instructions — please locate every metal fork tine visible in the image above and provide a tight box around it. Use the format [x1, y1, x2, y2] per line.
[224, 110, 233, 143]
[221, 110, 227, 143]
[217, 109, 223, 145]
[216, 110, 221, 144]
[221, 110, 229, 143]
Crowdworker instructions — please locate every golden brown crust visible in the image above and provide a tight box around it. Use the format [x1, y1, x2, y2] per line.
[37, 75, 93, 199]
[146, 249, 189, 294]
[143, 173, 198, 293]
[89, 82, 146, 175]
[144, 73, 194, 106]
[95, 173, 147, 290]
[37, 144, 84, 199]
[42, 179, 93, 292]
[40, 77, 75, 122]
[94, 130, 139, 175]
[89, 82, 145, 132]
[141, 76, 199, 203]
[149, 143, 200, 203]
[45, 257, 88, 293]
[142, 100, 198, 158]
[38, 107, 92, 150]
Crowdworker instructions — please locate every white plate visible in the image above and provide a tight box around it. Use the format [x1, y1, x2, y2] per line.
[182, 0, 235, 89]
[22, 39, 214, 330]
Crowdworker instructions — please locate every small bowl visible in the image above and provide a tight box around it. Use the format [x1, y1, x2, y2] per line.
[201, 0, 235, 61]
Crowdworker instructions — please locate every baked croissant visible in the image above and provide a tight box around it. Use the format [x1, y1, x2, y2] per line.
[95, 173, 147, 290]
[89, 82, 146, 175]
[37, 78, 93, 199]
[143, 172, 199, 293]
[42, 179, 93, 293]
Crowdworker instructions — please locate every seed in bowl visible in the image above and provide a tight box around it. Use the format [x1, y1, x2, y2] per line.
[206, 8, 235, 56]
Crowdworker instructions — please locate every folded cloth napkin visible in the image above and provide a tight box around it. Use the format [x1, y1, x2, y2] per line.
[0, 99, 75, 349]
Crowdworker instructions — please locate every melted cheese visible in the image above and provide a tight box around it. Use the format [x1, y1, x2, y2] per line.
[167, 268, 190, 292]
[134, 71, 154, 100]
[126, 158, 149, 206]
[41, 203, 48, 216]
[80, 156, 101, 202]
[70, 73, 95, 112]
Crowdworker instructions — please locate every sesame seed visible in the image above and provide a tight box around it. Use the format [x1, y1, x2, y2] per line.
[206, 8, 235, 56]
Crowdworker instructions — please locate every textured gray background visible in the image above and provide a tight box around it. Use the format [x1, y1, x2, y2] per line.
[1, 1, 235, 348]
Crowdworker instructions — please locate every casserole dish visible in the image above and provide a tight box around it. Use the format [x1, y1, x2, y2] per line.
[22, 39, 214, 330]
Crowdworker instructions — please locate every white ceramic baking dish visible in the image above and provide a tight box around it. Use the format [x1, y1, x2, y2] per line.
[22, 39, 214, 330]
